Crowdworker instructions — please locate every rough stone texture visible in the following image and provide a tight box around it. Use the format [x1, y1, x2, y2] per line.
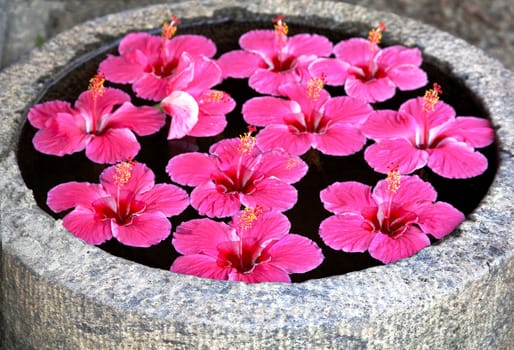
[0, 0, 513, 71]
[0, 1, 512, 349]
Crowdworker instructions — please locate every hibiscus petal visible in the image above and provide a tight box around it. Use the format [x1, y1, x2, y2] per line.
[249, 68, 299, 96]
[28, 100, 74, 129]
[198, 90, 236, 115]
[189, 112, 227, 137]
[319, 214, 375, 252]
[373, 175, 437, 206]
[132, 73, 170, 101]
[345, 76, 396, 103]
[364, 139, 428, 174]
[242, 211, 291, 243]
[242, 96, 295, 125]
[171, 254, 229, 280]
[231, 263, 291, 283]
[308, 58, 349, 86]
[361, 110, 415, 140]
[239, 29, 276, 59]
[161, 90, 199, 140]
[267, 234, 323, 273]
[166, 152, 215, 186]
[428, 140, 489, 178]
[438, 117, 495, 148]
[314, 123, 366, 156]
[324, 96, 373, 124]
[138, 183, 189, 216]
[100, 162, 155, 196]
[166, 34, 217, 59]
[379, 46, 427, 90]
[75, 88, 131, 118]
[256, 124, 312, 155]
[173, 218, 234, 256]
[105, 102, 165, 136]
[416, 201, 465, 239]
[191, 182, 242, 218]
[47, 182, 106, 212]
[184, 55, 222, 95]
[62, 207, 112, 245]
[99, 54, 146, 84]
[118, 32, 160, 57]
[112, 211, 171, 247]
[387, 65, 427, 90]
[242, 178, 298, 212]
[85, 128, 140, 164]
[399, 98, 455, 129]
[334, 38, 374, 66]
[320, 181, 374, 215]
[368, 226, 430, 264]
[258, 151, 308, 184]
[287, 34, 333, 56]
[216, 50, 264, 78]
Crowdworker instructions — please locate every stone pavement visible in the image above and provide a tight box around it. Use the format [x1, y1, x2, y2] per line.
[0, 0, 513, 71]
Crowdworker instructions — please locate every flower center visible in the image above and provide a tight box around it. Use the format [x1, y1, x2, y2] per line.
[212, 166, 257, 195]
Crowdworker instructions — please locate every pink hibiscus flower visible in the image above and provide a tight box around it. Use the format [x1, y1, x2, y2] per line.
[217, 16, 333, 95]
[47, 161, 189, 247]
[242, 76, 373, 155]
[170, 209, 323, 283]
[309, 23, 427, 103]
[319, 171, 465, 264]
[362, 84, 495, 178]
[28, 75, 166, 164]
[166, 132, 308, 218]
[99, 16, 217, 101]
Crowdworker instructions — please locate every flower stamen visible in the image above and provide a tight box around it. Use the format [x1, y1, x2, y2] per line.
[306, 73, 326, 101]
[237, 205, 264, 231]
[386, 166, 401, 193]
[368, 21, 387, 46]
[238, 125, 257, 154]
[422, 82, 443, 112]
[161, 15, 180, 40]
[88, 72, 105, 98]
[113, 160, 134, 187]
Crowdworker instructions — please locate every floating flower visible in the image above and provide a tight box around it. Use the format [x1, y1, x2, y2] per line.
[99, 16, 217, 101]
[46, 161, 189, 247]
[242, 77, 373, 156]
[319, 172, 465, 264]
[170, 210, 323, 283]
[28, 74, 166, 164]
[362, 84, 495, 178]
[309, 22, 427, 103]
[217, 16, 333, 95]
[166, 133, 308, 217]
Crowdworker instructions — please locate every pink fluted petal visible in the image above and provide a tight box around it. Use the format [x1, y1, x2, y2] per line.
[320, 181, 374, 215]
[324, 96, 373, 124]
[249, 68, 299, 96]
[217, 50, 264, 78]
[28, 100, 74, 128]
[267, 234, 323, 273]
[99, 54, 146, 83]
[242, 211, 290, 243]
[258, 151, 308, 184]
[438, 117, 495, 148]
[314, 124, 366, 156]
[399, 98, 455, 129]
[428, 140, 489, 178]
[368, 226, 430, 264]
[256, 124, 312, 155]
[230, 264, 291, 283]
[379, 46, 423, 67]
[173, 218, 234, 256]
[242, 178, 297, 212]
[239, 30, 276, 59]
[278, 83, 330, 113]
[345, 76, 396, 103]
[171, 254, 229, 280]
[112, 212, 171, 247]
[106, 103, 165, 136]
[188, 112, 227, 137]
[161, 90, 199, 140]
[309, 58, 348, 86]
[32, 115, 90, 156]
[100, 162, 155, 197]
[416, 202, 465, 239]
[373, 175, 437, 206]
[166, 35, 217, 59]
[75, 88, 130, 117]
[132, 73, 171, 101]
[287, 34, 332, 57]
[85, 128, 140, 164]
[364, 139, 428, 174]
[387, 65, 427, 90]
[198, 90, 236, 115]
[47, 182, 106, 212]
[62, 207, 112, 245]
[319, 214, 375, 252]
[242, 96, 295, 125]
[361, 110, 414, 140]
[191, 182, 242, 218]
[166, 152, 215, 186]
[165, 53, 195, 92]
[334, 38, 374, 66]
[138, 184, 189, 216]
[184, 55, 222, 95]
[118, 32, 160, 56]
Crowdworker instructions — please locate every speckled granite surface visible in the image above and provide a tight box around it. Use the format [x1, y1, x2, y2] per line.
[1, 1, 512, 349]
[1, 0, 513, 71]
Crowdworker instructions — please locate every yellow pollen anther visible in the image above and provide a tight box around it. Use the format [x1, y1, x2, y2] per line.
[238, 125, 257, 154]
[238, 206, 264, 230]
[306, 74, 326, 101]
[386, 167, 401, 193]
[273, 15, 288, 36]
[88, 73, 105, 97]
[204, 90, 226, 103]
[285, 157, 301, 170]
[422, 83, 443, 112]
[162, 15, 180, 40]
[368, 21, 387, 45]
[113, 161, 134, 187]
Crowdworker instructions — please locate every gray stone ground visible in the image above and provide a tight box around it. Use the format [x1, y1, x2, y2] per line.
[1, 0, 513, 72]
